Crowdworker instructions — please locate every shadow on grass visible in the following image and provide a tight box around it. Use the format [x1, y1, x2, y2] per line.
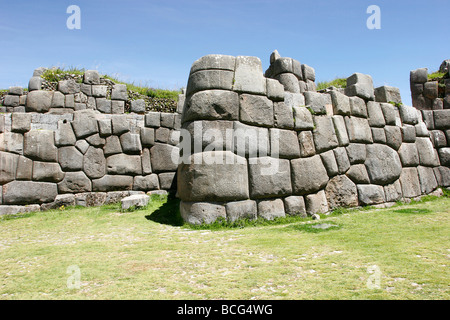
[145, 193, 184, 227]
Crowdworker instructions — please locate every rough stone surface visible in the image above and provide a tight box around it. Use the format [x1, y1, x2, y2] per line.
[398, 143, 420, 167]
[270, 128, 300, 159]
[186, 70, 234, 96]
[0, 132, 23, 154]
[106, 154, 142, 175]
[92, 175, 134, 192]
[332, 115, 350, 146]
[325, 175, 358, 209]
[158, 172, 177, 190]
[26, 90, 53, 112]
[415, 137, 438, 166]
[273, 102, 294, 129]
[346, 164, 370, 184]
[345, 117, 373, 143]
[305, 190, 329, 215]
[357, 184, 385, 205]
[257, 198, 285, 220]
[2, 181, 57, 205]
[384, 126, 402, 150]
[312, 116, 338, 152]
[330, 90, 350, 116]
[293, 107, 314, 131]
[0, 151, 19, 184]
[226, 200, 257, 222]
[399, 168, 421, 198]
[298, 131, 315, 157]
[417, 166, 438, 195]
[283, 196, 306, 217]
[83, 146, 106, 179]
[120, 132, 142, 154]
[367, 101, 386, 127]
[365, 144, 402, 185]
[121, 194, 150, 210]
[233, 56, 266, 95]
[57, 171, 92, 193]
[32, 161, 65, 183]
[180, 201, 226, 225]
[384, 180, 403, 202]
[374, 86, 402, 104]
[239, 94, 274, 127]
[320, 150, 339, 177]
[349, 96, 368, 118]
[346, 143, 366, 164]
[150, 144, 179, 172]
[248, 157, 292, 199]
[291, 155, 329, 195]
[184, 90, 239, 123]
[345, 73, 374, 101]
[24, 130, 57, 161]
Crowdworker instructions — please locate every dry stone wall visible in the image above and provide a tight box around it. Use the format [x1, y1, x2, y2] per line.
[177, 52, 449, 224]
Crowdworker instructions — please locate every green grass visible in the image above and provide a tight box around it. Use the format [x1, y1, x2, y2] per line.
[316, 77, 347, 91]
[0, 193, 449, 300]
[427, 71, 446, 80]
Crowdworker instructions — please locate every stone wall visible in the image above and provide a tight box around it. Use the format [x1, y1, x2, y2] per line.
[177, 53, 449, 224]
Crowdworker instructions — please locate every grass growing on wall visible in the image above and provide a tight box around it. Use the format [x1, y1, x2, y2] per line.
[316, 77, 347, 91]
[0, 191, 449, 299]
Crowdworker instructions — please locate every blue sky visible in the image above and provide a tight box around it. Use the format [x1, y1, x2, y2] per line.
[0, 0, 448, 105]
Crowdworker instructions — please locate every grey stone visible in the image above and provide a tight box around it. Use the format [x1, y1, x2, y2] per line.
[58, 79, 80, 94]
[160, 113, 175, 128]
[438, 148, 450, 167]
[28, 76, 44, 91]
[71, 110, 99, 138]
[346, 143, 366, 164]
[434, 166, 450, 187]
[333, 147, 351, 174]
[380, 103, 397, 125]
[73, 140, 88, 155]
[183, 120, 234, 153]
[257, 198, 286, 220]
[432, 98, 444, 110]
[85, 133, 106, 147]
[19, 95, 27, 106]
[345, 73, 374, 101]
[325, 175, 358, 209]
[266, 78, 285, 101]
[91, 85, 107, 98]
[332, 115, 350, 146]
[349, 96, 368, 118]
[58, 171, 92, 193]
[133, 174, 160, 191]
[177, 151, 248, 202]
[186, 69, 234, 96]
[365, 144, 402, 185]
[141, 148, 152, 175]
[270, 128, 300, 159]
[180, 201, 226, 225]
[283, 196, 306, 217]
[111, 115, 129, 135]
[4, 95, 19, 107]
[106, 154, 142, 175]
[239, 94, 274, 127]
[417, 166, 438, 194]
[140, 127, 155, 147]
[384, 180, 403, 202]
[50, 91, 65, 108]
[92, 175, 134, 192]
[26, 90, 53, 112]
[145, 112, 160, 128]
[293, 106, 314, 131]
[65, 94, 75, 109]
[357, 184, 385, 205]
[248, 157, 292, 199]
[273, 102, 294, 129]
[330, 90, 350, 116]
[130, 99, 146, 113]
[285, 92, 305, 108]
[74, 103, 86, 111]
[410, 68, 428, 83]
[158, 172, 177, 190]
[384, 126, 402, 150]
[399, 105, 419, 125]
[346, 164, 370, 184]
[305, 190, 329, 215]
[11, 113, 31, 133]
[189, 54, 236, 74]
[275, 73, 300, 93]
[312, 116, 339, 153]
[302, 64, 315, 81]
[374, 86, 402, 104]
[24, 130, 57, 161]
[32, 161, 64, 182]
[83, 146, 106, 179]
[367, 101, 386, 127]
[298, 130, 315, 157]
[270, 50, 281, 64]
[2, 181, 57, 205]
[226, 200, 258, 222]
[111, 84, 128, 101]
[83, 70, 100, 85]
[97, 119, 112, 137]
[150, 144, 179, 172]
[415, 122, 429, 137]
[399, 168, 421, 198]
[345, 116, 373, 143]
[177, 94, 185, 114]
[433, 110, 450, 129]
[233, 56, 266, 95]
[184, 90, 240, 123]
[371, 127, 386, 143]
[0, 205, 40, 216]
[291, 155, 329, 195]
[80, 84, 92, 96]
[121, 194, 150, 210]
[431, 130, 447, 148]
[155, 127, 170, 143]
[398, 143, 420, 167]
[232, 121, 269, 158]
[320, 150, 339, 177]
[16, 156, 33, 180]
[423, 81, 438, 100]
[304, 91, 331, 115]
[270, 57, 294, 76]
[58, 146, 83, 171]
[0, 132, 23, 154]
[96, 98, 111, 113]
[111, 100, 125, 114]
[0, 151, 19, 184]
[104, 191, 131, 204]
[120, 132, 142, 154]
[40, 194, 76, 211]
[416, 137, 438, 166]
[103, 135, 122, 156]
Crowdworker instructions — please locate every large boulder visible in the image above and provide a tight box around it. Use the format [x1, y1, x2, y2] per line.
[24, 130, 57, 162]
[2, 181, 57, 204]
[365, 144, 402, 185]
[26, 90, 53, 112]
[248, 157, 292, 199]
[180, 201, 227, 225]
[183, 90, 239, 123]
[325, 175, 358, 209]
[291, 155, 329, 195]
[57, 171, 92, 193]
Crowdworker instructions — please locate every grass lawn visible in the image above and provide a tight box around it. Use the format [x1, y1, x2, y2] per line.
[0, 193, 449, 300]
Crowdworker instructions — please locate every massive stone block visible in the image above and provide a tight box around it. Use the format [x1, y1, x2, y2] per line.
[293, 106, 314, 131]
[283, 195, 306, 216]
[305, 190, 329, 215]
[312, 116, 339, 152]
[384, 126, 402, 150]
[332, 115, 350, 146]
[226, 200, 257, 222]
[398, 105, 419, 125]
[330, 90, 350, 116]
[346, 164, 370, 184]
[239, 94, 274, 127]
[177, 151, 249, 202]
[26, 90, 53, 112]
[183, 90, 239, 123]
[365, 144, 402, 185]
[380, 103, 397, 125]
[345, 116, 373, 143]
[150, 144, 179, 172]
[269, 128, 300, 159]
[16, 156, 33, 180]
[399, 168, 421, 198]
[433, 110, 450, 129]
[24, 130, 58, 161]
[398, 143, 419, 167]
[357, 184, 385, 205]
[133, 174, 160, 191]
[2, 181, 57, 204]
[58, 146, 83, 171]
[186, 70, 234, 96]
[83, 146, 106, 179]
[345, 73, 374, 101]
[298, 131, 315, 157]
[291, 155, 329, 195]
[417, 166, 438, 195]
[374, 86, 402, 104]
[55, 120, 76, 146]
[0, 151, 19, 184]
[273, 102, 294, 129]
[106, 154, 142, 175]
[366, 101, 386, 127]
[11, 113, 31, 133]
[275, 73, 300, 93]
[349, 96, 368, 118]
[58, 171, 92, 193]
[180, 201, 227, 225]
[248, 157, 292, 199]
[120, 132, 142, 154]
[0, 132, 23, 154]
[71, 110, 99, 138]
[233, 56, 266, 95]
[32, 161, 65, 183]
[325, 175, 358, 209]
[410, 68, 428, 84]
[304, 91, 331, 115]
[257, 198, 286, 220]
[415, 137, 439, 166]
[92, 175, 134, 192]
[189, 54, 236, 74]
